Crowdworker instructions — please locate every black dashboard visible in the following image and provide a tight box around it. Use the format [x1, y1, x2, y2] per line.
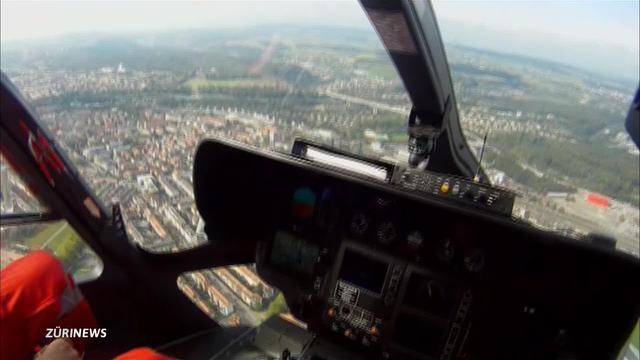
[193, 138, 640, 360]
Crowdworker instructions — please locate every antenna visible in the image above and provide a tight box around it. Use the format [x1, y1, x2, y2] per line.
[473, 132, 488, 183]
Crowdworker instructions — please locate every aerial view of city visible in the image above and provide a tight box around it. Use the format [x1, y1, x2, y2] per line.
[1, 16, 638, 332]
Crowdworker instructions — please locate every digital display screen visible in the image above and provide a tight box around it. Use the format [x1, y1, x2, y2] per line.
[270, 231, 319, 275]
[339, 249, 389, 294]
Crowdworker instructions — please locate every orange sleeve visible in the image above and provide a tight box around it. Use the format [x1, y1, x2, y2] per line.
[115, 347, 173, 360]
[0, 250, 96, 359]
[1, 251, 67, 360]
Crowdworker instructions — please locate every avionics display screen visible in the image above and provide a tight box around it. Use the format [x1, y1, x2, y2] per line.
[339, 249, 389, 294]
[270, 230, 319, 275]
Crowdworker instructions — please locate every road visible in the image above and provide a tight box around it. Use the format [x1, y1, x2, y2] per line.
[620, 343, 639, 360]
[321, 90, 410, 115]
[41, 223, 68, 249]
[209, 274, 264, 327]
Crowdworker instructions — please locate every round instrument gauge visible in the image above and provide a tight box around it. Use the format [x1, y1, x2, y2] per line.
[407, 230, 424, 249]
[376, 221, 397, 244]
[437, 237, 455, 262]
[350, 212, 369, 236]
[464, 248, 485, 272]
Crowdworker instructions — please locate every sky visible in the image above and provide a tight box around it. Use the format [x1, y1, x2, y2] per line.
[434, 1, 639, 53]
[433, 1, 640, 81]
[0, 1, 370, 40]
[1, 0, 638, 81]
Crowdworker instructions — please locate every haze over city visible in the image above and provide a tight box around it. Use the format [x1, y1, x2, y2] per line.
[2, 0, 638, 81]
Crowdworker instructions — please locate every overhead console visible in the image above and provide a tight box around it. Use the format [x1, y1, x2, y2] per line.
[193, 138, 640, 360]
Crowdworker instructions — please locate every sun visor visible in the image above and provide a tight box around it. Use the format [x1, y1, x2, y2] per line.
[367, 9, 417, 55]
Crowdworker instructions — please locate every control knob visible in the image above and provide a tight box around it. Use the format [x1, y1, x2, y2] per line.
[464, 248, 485, 272]
[350, 212, 369, 236]
[377, 221, 397, 244]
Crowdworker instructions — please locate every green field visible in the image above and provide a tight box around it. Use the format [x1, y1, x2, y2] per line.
[25, 221, 66, 247]
[264, 293, 288, 320]
[632, 321, 639, 348]
[619, 322, 640, 359]
[353, 54, 398, 80]
[26, 221, 82, 264]
[183, 77, 277, 91]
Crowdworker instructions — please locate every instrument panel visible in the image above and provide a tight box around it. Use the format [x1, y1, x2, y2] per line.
[193, 139, 640, 360]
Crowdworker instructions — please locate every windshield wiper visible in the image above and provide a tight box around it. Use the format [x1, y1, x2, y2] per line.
[0, 212, 61, 226]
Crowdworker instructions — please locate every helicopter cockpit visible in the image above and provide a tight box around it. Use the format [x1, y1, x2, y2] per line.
[181, 135, 637, 359]
[1, 1, 639, 359]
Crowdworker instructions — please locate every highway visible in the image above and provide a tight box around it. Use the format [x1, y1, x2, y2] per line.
[41, 222, 68, 249]
[321, 90, 410, 115]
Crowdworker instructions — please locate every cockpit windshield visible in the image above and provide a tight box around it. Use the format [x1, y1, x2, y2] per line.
[1, 0, 638, 336]
[1, 1, 414, 254]
[431, 1, 639, 257]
